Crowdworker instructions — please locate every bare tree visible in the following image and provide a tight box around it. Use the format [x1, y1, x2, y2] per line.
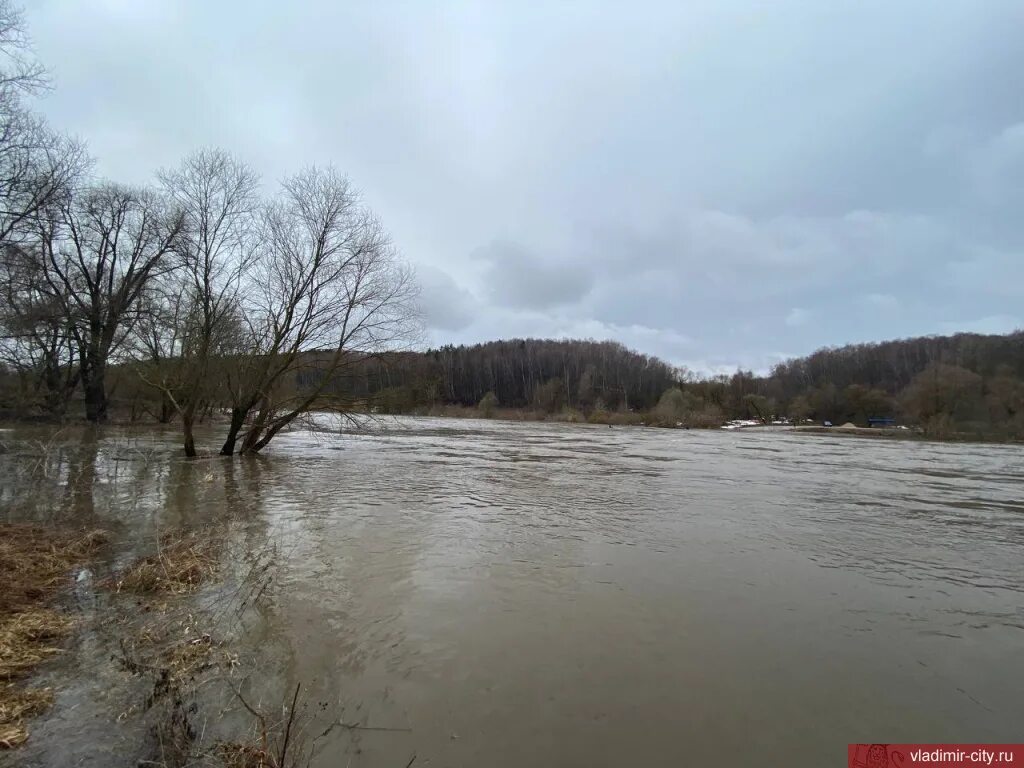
[0, 2, 46, 95]
[136, 149, 260, 454]
[219, 167, 419, 455]
[0, 1, 88, 418]
[130, 282, 190, 422]
[38, 184, 184, 422]
[0, 1, 85, 248]
[0, 241, 79, 415]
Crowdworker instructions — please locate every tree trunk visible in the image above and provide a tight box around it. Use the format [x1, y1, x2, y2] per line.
[239, 425, 261, 455]
[83, 364, 108, 423]
[159, 393, 174, 424]
[219, 407, 247, 456]
[182, 404, 197, 458]
[42, 361, 67, 419]
[238, 403, 271, 455]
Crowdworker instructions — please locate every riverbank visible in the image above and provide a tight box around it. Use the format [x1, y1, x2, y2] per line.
[373, 402, 731, 429]
[790, 423, 1023, 444]
[792, 423, 919, 438]
[370, 407, 1024, 444]
[0, 514, 302, 764]
[0, 525, 106, 748]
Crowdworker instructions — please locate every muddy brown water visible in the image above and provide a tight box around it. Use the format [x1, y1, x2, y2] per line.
[1, 417, 1022, 766]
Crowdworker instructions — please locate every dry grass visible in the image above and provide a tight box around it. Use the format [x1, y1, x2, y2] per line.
[0, 609, 74, 680]
[114, 531, 219, 595]
[0, 523, 107, 749]
[165, 633, 217, 674]
[0, 525, 108, 617]
[214, 683, 307, 768]
[119, 625, 231, 690]
[216, 741, 281, 768]
[0, 685, 53, 748]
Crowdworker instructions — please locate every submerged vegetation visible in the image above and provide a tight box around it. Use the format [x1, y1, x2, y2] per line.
[0, 524, 106, 747]
[0, 513, 305, 764]
[113, 530, 220, 596]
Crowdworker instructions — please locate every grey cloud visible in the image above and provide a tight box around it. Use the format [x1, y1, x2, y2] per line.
[945, 247, 1024, 300]
[415, 266, 479, 332]
[474, 241, 593, 310]
[861, 294, 900, 310]
[785, 309, 810, 328]
[968, 123, 1024, 212]
[938, 315, 1022, 336]
[22, 0, 1024, 372]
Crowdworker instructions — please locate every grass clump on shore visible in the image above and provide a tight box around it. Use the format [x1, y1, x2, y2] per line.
[114, 531, 219, 595]
[0, 525, 108, 616]
[0, 685, 53, 748]
[0, 610, 74, 680]
[0, 524, 107, 749]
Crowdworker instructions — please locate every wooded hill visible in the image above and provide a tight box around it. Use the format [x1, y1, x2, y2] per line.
[345, 339, 678, 413]
[342, 332, 1024, 439]
[752, 331, 1024, 437]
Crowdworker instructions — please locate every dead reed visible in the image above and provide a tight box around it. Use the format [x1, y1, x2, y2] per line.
[0, 523, 107, 749]
[114, 531, 219, 596]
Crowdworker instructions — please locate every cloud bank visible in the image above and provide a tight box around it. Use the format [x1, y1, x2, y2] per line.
[26, 0, 1024, 372]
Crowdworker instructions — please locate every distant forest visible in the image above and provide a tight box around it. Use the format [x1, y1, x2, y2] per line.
[5, 313, 1024, 440]
[330, 332, 1024, 439]
[340, 339, 678, 413]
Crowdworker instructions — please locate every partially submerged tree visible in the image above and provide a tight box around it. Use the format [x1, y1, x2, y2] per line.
[653, 387, 686, 424]
[137, 149, 260, 454]
[0, 1, 84, 248]
[741, 393, 771, 423]
[901, 363, 984, 435]
[218, 167, 418, 455]
[0, 0, 87, 417]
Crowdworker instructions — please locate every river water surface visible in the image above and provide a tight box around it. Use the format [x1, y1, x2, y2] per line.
[3, 417, 1023, 766]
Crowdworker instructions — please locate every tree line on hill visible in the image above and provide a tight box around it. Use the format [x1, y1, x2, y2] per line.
[339, 332, 1024, 440]
[752, 332, 1024, 438]
[356, 339, 679, 413]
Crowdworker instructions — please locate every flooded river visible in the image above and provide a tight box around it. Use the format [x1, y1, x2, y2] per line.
[2, 417, 1023, 766]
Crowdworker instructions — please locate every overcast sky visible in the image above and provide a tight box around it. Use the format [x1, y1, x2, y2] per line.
[25, 0, 1024, 373]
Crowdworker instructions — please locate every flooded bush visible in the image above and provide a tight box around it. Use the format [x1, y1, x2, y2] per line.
[478, 391, 499, 418]
[604, 410, 646, 426]
[652, 388, 687, 424]
[215, 689, 306, 768]
[554, 407, 585, 423]
[684, 403, 726, 429]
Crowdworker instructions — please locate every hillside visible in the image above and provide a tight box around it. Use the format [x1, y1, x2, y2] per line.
[352, 332, 1024, 439]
